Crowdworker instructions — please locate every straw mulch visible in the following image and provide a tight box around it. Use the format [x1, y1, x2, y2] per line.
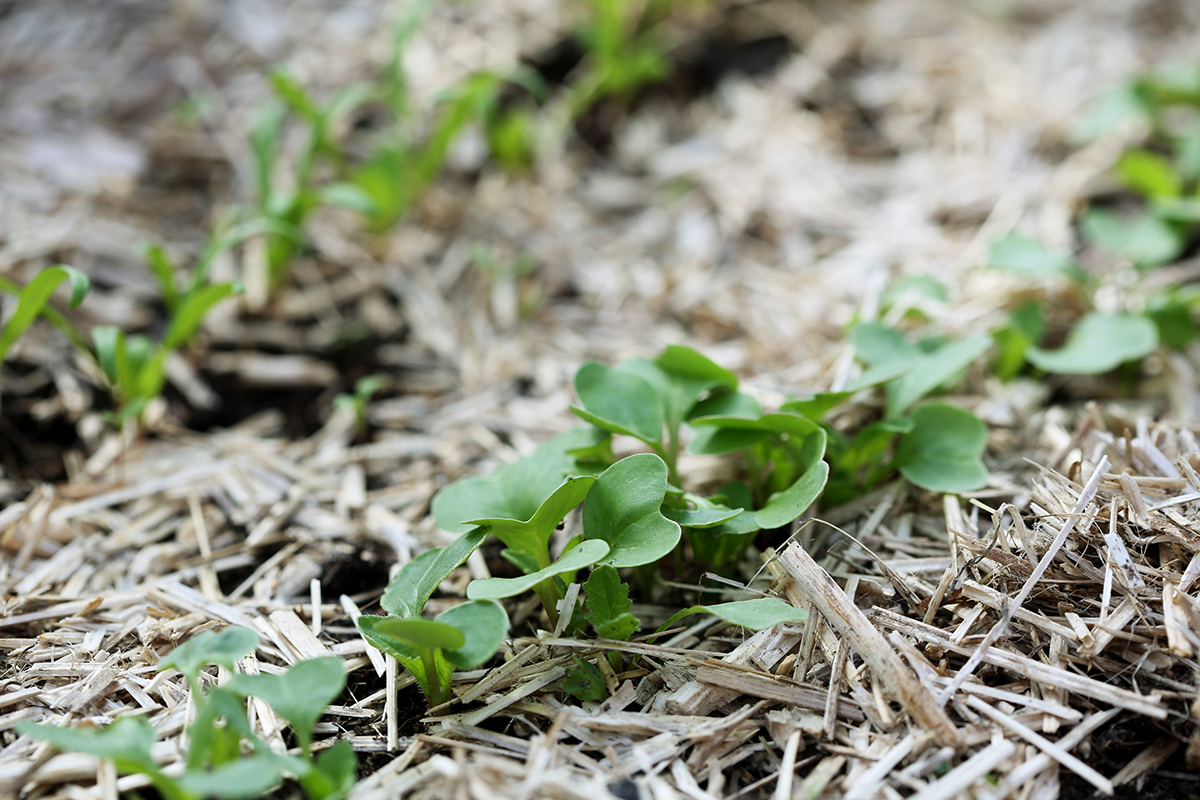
[2, 402, 1199, 799]
[3, 0, 1200, 798]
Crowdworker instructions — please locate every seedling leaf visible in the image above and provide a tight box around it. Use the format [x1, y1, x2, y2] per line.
[157, 626, 260, 679]
[895, 403, 988, 493]
[887, 335, 991, 417]
[657, 597, 808, 636]
[583, 454, 681, 568]
[563, 656, 608, 702]
[1117, 149, 1181, 199]
[365, 618, 464, 651]
[755, 431, 829, 529]
[463, 475, 596, 562]
[1080, 207, 1183, 267]
[381, 528, 488, 618]
[18, 716, 159, 771]
[436, 600, 509, 668]
[226, 657, 346, 752]
[0, 266, 91, 363]
[988, 234, 1084, 282]
[583, 564, 640, 640]
[466, 539, 610, 599]
[176, 755, 289, 799]
[432, 429, 592, 534]
[1026, 312, 1158, 374]
[572, 361, 664, 443]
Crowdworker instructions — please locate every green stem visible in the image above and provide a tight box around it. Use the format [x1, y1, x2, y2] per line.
[417, 645, 446, 706]
[533, 579, 562, 628]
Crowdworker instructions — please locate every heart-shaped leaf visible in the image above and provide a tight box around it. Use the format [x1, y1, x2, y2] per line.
[1080, 208, 1184, 268]
[466, 539, 610, 599]
[437, 600, 508, 669]
[432, 429, 594, 535]
[583, 454, 681, 568]
[463, 475, 596, 564]
[1026, 312, 1158, 374]
[896, 403, 988, 494]
[690, 411, 821, 455]
[381, 528, 488, 618]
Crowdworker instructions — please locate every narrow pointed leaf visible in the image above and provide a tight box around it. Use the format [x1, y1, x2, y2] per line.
[381, 528, 488, 618]
[0, 266, 91, 363]
[463, 475, 595, 561]
[466, 539, 609, 600]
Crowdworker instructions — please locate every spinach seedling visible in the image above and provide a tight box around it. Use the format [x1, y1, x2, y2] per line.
[357, 530, 510, 707]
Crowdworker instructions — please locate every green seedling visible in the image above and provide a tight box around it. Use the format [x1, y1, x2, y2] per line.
[358, 602, 508, 707]
[329, 73, 504, 232]
[246, 72, 373, 291]
[460, 452, 680, 623]
[563, 0, 674, 119]
[357, 530, 510, 707]
[21, 626, 355, 800]
[333, 374, 385, 437]
[92, 273, 242, 427]
[985, 234, 1172, 369]
[571, 344, 739, 486]
[582, 564, 640, 640]
[563, 656, 609, 702]
[0, 265, 91, 365]
[1025, 312, 1159, 375]
[790, 323, 992, 504]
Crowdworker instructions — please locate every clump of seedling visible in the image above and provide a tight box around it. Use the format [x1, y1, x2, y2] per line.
[356, 530, 509, 707]
[20, 626, 355, 800]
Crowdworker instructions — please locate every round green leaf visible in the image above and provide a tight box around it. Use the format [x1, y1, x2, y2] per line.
[1026, 312, 1158, 374]
[572, 361, 664, 444]
[226, 657, 347, 741]
[896, 403, 988, 494]
[437, 601, 508, 669]
[583, 454, 681, 568]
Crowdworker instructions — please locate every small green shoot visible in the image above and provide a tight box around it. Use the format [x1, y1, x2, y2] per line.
[582, 564, 640, 641]
[0, 265, 91, 364]
[21, 626, 355, 800]
[333, 374, 385, 436]
[358, 601, 508, 707]
[357, 532, 509, 707]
